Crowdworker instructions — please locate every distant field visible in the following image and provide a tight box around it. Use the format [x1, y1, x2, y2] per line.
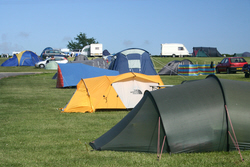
[2, 56, 250, 73]
[1, 57, 250, 166]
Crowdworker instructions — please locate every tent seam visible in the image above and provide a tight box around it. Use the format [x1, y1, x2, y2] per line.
[206, 74, 229, 151]
[145, 90, 171, 153]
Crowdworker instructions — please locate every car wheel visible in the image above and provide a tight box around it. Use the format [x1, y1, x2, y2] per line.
[39, 64, 45, 68]
[245, 73, 249, 78]
[226, 68, 230, 74]
[216, 68, 220, 74]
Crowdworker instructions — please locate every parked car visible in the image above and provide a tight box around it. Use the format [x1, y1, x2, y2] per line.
[35, 57, 68, 68]
[42, 49, 67, 59]
[242, 64, 250, 78]
[216, 57, 248, 74]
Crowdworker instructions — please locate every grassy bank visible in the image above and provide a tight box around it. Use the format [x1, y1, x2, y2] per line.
[1, 57, 250, 166]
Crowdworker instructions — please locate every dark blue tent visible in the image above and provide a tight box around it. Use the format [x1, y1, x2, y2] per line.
[1, 50, 42, 66]
[108, 48, 157, 75]
[56, 63, 119, 88]
[103, 49, 111, 56]
[242, 52, 250, 57]
[40, 47, 53, 57]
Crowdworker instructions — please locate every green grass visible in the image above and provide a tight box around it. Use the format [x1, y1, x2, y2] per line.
[1, 57, 250, 166]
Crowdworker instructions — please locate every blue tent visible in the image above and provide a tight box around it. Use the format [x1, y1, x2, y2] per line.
[40, 47, 53, 57]
[56, 63, 119, 88]
[1, 55, 19, 66]
[108, 48, 157, 75]
[1, 50, 42, 66]
[103, 49, 111, 56]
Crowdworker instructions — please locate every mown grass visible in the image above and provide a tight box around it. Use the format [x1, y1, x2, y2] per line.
[1, 57, 250, 166]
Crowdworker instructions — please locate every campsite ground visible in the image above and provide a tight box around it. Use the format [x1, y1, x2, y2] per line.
[1, 57, 250, 166]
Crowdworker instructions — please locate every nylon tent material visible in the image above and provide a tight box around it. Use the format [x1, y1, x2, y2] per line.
[45, 61, 58, 70]
[234, 52, 250, 57]
[62, 72, 164, 113]
[56, 63, 119, 88]
[108, 48, 157, 75]
[242, 52, 250, 57]
[1, 54, 18, 66]
[73, 55, 88, 61]
[40, 47, 53, 57]
[195, 50, 208, 57]
[89, 75, 250, 153]
[70, 58, 109, 69]
[103, 49, 110, 56]
[1, 50, 42, 66]
[192, 47, 222, 57]
[158, 59, 193, 75]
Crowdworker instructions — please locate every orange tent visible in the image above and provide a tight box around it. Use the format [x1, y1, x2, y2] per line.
[62, 72, 164, 113]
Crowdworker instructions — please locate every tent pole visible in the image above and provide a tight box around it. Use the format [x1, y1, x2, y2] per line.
[82, 79, 95, 112]
[157, 117, 160, 158]
[159, 135, 166, 161]
[225, 105, 244, 162]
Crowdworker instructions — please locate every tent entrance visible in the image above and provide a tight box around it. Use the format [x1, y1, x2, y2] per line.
[112, 80, 159, 109]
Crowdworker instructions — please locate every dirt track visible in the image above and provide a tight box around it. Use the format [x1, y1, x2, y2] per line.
[0, 72, 42, 80]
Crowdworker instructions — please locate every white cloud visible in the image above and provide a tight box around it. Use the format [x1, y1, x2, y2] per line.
[0, 42, 24, 54]
[62, 36, 72, 43]
[18, 32, 29, 38]
[123, 40, 133, 47]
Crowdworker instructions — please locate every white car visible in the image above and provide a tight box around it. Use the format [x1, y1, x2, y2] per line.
[35, 57, 68, 68]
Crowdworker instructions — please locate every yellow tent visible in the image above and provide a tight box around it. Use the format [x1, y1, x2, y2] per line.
[62, 72, 164, 113]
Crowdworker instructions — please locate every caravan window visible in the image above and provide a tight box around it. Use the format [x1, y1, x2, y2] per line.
[128, 60, 141, 69]
[178, 47, 184, 51]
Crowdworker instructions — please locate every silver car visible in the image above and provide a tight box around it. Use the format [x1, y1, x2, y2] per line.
[35, 57, 68, 68]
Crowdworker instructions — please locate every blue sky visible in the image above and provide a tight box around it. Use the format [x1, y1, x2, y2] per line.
[0, 0, 249, 55]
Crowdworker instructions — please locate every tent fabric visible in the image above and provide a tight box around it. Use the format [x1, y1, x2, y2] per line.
[1, 50, 42, 66]
[192, 47, 222, 57]
[62, 72, 164, 113]
[45, 61, 58, 70]
[103, 49, 110, 56]
[70, 58, 109, 69]
[195, 50, 208, 57]
[56, 63, 119, 88]
[242, 52, 250, 57]
[89, 75, 250, 153]
[1, 54, 18, 66]
[158, 59, 193, 75]
[108, 48, 157, 75]
[234, 52, 250, 57]
[40, 47, 53, 57]
[73, 55, 88, 61]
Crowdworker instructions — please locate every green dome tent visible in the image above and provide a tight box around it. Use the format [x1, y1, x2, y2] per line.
[45, 61, 58, 70]
[90, 75, 250, 154]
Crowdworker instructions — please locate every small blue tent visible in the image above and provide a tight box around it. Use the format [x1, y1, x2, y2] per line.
[108, 48, 157, 75]
[56, 63, 119, 88]
[40, 47, 53, 57]
[1, 50, 42, 66]
[103, 49, 111, 56]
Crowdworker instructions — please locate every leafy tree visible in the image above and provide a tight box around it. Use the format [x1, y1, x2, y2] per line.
[67, 32, 98, 50]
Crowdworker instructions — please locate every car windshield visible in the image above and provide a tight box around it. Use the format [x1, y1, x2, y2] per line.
[231, 58, 246, 63]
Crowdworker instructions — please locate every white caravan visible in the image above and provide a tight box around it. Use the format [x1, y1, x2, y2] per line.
[81, 44, 103, 57]
[161, 43, 190, 57]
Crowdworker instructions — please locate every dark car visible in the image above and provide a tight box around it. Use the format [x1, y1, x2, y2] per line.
[216, 57, 248, 74]
[242, 64, 250, 78]
[42, 49, 67, 59]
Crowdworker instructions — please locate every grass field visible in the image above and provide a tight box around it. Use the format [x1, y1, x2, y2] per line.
[1, 57, 250, 166]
